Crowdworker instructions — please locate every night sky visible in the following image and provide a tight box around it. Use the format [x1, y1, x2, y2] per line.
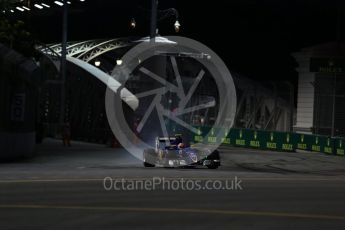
[11, 0, 345, 82]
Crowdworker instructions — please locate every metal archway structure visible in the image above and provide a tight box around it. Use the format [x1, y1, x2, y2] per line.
[37, 37, 139, 61]
[36, 36, 294, 143]
[36, 37, 140, 110]
[35, 37, 141, 142]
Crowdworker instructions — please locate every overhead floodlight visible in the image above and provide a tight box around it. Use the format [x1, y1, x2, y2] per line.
[67, 1, 71, 4]
[34, 4, 44, 9]
[80, 0, 85, 2]
[130, 18, 136, 29]
[22, 6, 30, 11]
[174, 20, 181, 33]
[116, 59, 123, 66]
[16, 7, 24, 12]
[54, 1, 64, 6]
[10, 10, 14, 13]
[95, 60, 101, 67]
[41, 3, 50, 8]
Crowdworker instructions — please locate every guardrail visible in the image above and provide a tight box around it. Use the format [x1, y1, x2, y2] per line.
[191, 127, 345, 156]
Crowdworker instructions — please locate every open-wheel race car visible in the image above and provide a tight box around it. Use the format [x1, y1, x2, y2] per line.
[143, 135, 220, 169]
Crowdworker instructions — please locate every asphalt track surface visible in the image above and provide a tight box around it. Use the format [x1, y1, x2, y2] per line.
[1, 139, 345, 229]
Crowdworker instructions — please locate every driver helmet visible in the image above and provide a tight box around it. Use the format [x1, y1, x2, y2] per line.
[177, 143, 185, 149]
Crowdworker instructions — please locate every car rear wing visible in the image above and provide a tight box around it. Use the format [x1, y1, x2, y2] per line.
[157, 137, 177, 142]
[157, 134, 183, 142]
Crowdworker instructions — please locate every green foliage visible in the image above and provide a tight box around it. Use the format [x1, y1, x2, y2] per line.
[1, 0, 17, 12]
[0, 0, 21, 9]
[0, 1, 34, 56]
[0, 18, 35, 57]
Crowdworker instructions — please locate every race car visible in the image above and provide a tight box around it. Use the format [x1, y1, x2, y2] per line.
[143, 135, 220, 169]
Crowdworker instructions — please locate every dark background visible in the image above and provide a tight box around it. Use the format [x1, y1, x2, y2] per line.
[10, 0, 345, 82]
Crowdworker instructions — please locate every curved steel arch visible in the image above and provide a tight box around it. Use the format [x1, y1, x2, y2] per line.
[36, 43, 61, 60]
[38, 37, 140, 64]
[35, 42, 62, 73]
[43, 41, 75, 55]
[39, 40, 107, 57]
[65, 40, 106, 57]
[35, 41, 139, 111]
[76, 37, 139, 63]
[37, 44, 61, 58]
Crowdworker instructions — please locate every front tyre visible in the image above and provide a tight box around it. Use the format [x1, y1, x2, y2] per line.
[205, 150, 220, 169]
[207, 164, 219, 169]
[144, 162, 155, 167]
[143, 149, 156, 167]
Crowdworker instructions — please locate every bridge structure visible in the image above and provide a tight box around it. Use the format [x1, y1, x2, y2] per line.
[36, 37, 294, 144]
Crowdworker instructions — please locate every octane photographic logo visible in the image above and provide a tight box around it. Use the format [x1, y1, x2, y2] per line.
[105, 36, 237, 162]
